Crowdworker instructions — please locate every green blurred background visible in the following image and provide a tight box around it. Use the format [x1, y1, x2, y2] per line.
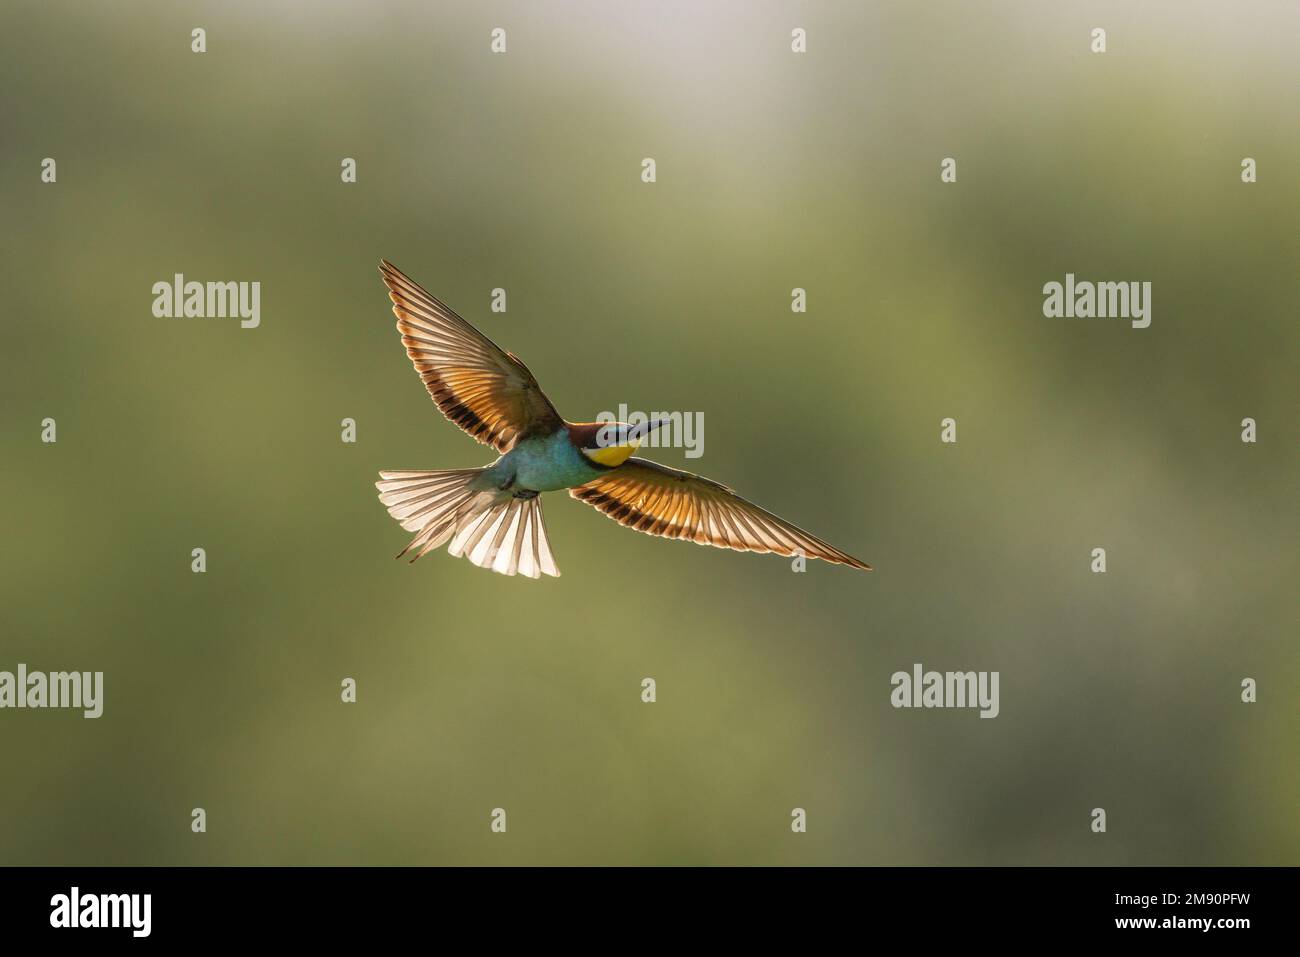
[2, 0, 1296, 865]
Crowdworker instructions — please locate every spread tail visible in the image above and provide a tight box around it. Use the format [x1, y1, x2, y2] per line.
[376, 469, 560, 578]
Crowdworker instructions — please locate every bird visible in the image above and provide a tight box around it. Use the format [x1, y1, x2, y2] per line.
[375, 261, 871, 578]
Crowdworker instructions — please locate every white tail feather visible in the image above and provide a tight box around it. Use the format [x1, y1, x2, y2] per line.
[376, 470, 560, 578]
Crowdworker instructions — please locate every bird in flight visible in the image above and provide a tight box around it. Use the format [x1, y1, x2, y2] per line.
[375, 261, 871, 578]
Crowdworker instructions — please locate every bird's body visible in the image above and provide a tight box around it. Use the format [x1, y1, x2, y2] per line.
[487, 428, 608, 494]
[375, 261, 870, 578]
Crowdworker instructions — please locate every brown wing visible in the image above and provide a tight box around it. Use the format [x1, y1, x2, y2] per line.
[380, 260, 564, 452]
[570, 458, 871, 570]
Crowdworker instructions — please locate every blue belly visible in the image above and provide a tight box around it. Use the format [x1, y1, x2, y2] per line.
[495, 430, 605, 492]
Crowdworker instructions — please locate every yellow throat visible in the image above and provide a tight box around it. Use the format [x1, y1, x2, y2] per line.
[583, 439, 641, 468]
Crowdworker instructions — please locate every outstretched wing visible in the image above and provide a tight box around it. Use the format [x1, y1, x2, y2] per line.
[380, 260, 564, 452]
[570, 458, 871, 570]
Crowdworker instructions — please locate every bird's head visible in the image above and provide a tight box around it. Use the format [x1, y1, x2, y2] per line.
[577, 419, 670, 468]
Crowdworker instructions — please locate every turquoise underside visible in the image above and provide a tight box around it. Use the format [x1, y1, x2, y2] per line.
[487, 430, 606, 493]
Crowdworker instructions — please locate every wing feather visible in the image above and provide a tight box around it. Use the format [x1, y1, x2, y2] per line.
[380, 260, 563, 451]
[570, 458, 871, 570]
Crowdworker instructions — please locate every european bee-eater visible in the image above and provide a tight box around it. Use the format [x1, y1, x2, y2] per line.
[375, 261, 871, 578]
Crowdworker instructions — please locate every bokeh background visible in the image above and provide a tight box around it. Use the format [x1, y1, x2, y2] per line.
[1, 0, 1296, 865]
